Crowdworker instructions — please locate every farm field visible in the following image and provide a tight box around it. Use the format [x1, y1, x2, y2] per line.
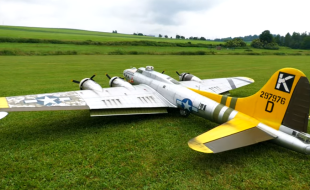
[0, 25, 222, 44]
[1, 42, 310, 56]
[1, 26, 310, 56]
[1, 55, 310, 189]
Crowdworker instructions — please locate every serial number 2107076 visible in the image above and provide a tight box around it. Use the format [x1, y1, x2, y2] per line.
[260, 91, 285, 104]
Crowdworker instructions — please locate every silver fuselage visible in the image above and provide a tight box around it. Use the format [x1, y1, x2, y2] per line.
[123, 67, 310, 154]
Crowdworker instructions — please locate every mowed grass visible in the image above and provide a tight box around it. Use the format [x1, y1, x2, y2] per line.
[1, 55, 310, 189]
[0, 25, 222, 44]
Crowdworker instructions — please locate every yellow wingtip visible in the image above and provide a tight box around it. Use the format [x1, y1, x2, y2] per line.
[0, 97, 9, 108]
[188, 138, 213, 153]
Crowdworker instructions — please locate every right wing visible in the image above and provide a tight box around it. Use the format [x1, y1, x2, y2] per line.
[0, 84, 177, 117]
[188, 113, 277, 153]
[181, 77, 254, 94]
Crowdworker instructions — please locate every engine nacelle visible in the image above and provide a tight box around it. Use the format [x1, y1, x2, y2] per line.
[79, 78, 102, 91]
[109, 77, 134, 90]
[179, 73, 202, 82]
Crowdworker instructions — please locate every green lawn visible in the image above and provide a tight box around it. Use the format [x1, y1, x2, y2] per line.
[1, 55, 310, 189]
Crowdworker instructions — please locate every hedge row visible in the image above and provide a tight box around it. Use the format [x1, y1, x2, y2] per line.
[0, 37, 218, 48]
[1, 49, 308, 56]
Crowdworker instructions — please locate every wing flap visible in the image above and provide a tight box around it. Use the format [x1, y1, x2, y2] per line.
[90, 108, 167, 116]
[188, 113, 277, 153]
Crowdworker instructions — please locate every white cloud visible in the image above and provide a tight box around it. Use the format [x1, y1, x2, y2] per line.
[0, 0, 309, 38]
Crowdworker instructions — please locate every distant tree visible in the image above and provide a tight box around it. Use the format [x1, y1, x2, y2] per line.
[259, 30, 273, 43]
[274, 34, 282, 45]
[159, 34, 162, 38]
[301, 36, 310, 49]
[164, 35, 168, 38]
[138, 33, 143, 36]
[284, 33, 291, 46]
[193, 37, 198, 40]
[133, 33, 137, 35]
[181, 36, 185, 39]
[251, 39, 264, 48]
[200, 37, 206, 41]
[290, 32, 301, 49]
[176, 35, 180, 39]
[225, 38, 246, 47]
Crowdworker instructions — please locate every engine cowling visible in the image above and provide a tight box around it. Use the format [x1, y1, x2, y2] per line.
[109, 77, 134, 90]
[178, 73, 202, 82]
[79, 78, 102, 91]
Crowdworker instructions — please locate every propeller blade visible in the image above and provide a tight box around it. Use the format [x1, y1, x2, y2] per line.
[90, 74, 96, 80]
[162, 70, 165, 74]
[72, 80, 80, 84]
[106, 73, 111, 79]
[176, 71, 180, 76]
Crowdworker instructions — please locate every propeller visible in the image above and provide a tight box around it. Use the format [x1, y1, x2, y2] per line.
[72, 74, 96, 84]
[106, 73, 111, 79]
[90, 74, 96, 80]
[176, 71, 181, 76]
[162, 70, 165, 74]
[72, 80, 80, 84]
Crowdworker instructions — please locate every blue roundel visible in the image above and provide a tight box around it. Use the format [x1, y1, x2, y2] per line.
[181, 98, 193, 112]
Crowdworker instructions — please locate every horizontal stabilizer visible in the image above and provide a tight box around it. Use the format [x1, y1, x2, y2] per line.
[182, 77, 254, 94]
[188, 113, 277, 153]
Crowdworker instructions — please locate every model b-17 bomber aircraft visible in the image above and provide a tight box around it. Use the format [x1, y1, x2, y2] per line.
[1, 66, 310, 154]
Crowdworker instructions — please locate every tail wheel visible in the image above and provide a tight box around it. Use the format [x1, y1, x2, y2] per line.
[180, 109, 190, 117]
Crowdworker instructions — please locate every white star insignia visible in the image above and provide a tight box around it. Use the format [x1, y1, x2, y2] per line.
[183, 100, 191, 111]
[37, 96, 57, 105]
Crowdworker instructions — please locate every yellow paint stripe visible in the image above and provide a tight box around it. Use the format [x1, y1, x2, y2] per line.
[226, 97, 232, 107]
[0, 97, 9, 108]
[188, 88, 222, 103]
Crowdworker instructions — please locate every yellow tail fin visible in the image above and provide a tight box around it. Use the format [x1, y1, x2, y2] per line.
[235, 68, 310, 131]
[190, 68, 310, 132]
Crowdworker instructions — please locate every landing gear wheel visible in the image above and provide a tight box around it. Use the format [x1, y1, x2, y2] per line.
[180, 109, 190, 117]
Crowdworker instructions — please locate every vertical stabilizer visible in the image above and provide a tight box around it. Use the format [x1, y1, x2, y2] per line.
[234, 68, 310, 131]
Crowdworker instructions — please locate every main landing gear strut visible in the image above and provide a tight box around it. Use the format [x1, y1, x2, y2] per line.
[179, 109, 190, 117]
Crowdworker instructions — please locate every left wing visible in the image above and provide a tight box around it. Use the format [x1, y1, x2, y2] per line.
[188, 113, 276, 153]
[181, 77, 254, 94]
[0, 84, 177, 117]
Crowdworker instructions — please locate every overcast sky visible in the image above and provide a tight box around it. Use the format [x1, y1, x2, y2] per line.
[0, 0, 309, 39]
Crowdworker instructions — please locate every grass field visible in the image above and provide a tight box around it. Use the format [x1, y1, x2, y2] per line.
[1, 42, 309, 56]
[1, 55, 310, 189]
[0, 25, 222, 44]
[2, 26, 310, 57]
